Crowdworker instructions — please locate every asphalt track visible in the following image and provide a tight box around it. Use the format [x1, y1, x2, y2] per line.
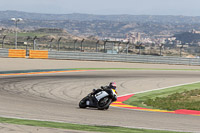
[1, 69, 200, 133]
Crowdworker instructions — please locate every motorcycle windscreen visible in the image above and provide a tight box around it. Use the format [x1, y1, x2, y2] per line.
[95, 91, 109, 101]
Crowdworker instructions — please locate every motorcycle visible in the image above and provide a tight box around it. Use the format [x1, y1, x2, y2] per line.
[79, 88, 117, 110]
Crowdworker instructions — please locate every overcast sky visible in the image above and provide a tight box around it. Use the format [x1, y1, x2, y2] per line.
[0, 0, 200, 16]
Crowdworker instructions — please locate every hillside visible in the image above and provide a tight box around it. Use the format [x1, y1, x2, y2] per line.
[174, 32, 200, 43]
[1, 10, 200, 24]
[1, 10, 200, 38]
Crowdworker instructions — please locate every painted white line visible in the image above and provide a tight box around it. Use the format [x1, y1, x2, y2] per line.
[118, 80, 200, 97]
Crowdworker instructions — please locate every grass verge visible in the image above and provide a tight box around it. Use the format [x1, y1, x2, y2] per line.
[144, 89, 200, 111]
[0, 117, 186, 133]
[124, 82, 200, 110]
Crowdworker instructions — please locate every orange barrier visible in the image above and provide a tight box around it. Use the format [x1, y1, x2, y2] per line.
[29, 50, 48, 59]
[8, 49, 26, 58]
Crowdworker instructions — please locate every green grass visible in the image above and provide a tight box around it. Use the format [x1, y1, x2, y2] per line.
[144, 89, 200, 111]
[7, 32, 47, 37]
[124, 82, 200, 110]
[0, 117, 186, 133]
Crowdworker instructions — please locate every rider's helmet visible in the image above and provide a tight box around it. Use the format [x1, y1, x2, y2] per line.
[109, 82, 117, 90]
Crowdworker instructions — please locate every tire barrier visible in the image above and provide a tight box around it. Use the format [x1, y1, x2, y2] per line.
[8, 49, 26, 58]
[29, 50, 48, 59]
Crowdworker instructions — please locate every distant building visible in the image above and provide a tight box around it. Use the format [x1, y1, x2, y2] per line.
[191, 29, 200, 34]
[167, 37, 176, 41]
[126, 32, 141, 43]
[136, 32, 141, 42]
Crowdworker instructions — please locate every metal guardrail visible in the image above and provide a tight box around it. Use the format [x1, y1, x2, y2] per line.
[0, 49, 9, 57]
[0, 49, 200, 65]
[48, 51, 200, 66]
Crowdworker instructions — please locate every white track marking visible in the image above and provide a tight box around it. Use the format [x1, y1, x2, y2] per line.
[118, 80, 200, 97]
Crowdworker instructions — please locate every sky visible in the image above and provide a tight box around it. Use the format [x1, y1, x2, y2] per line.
[0, 0, 200, 16]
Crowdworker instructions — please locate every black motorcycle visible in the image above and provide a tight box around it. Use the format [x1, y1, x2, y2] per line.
[79, 88, 117, 110]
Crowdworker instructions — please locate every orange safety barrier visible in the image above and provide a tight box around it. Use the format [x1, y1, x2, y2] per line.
[29, 50, 48, 59]
[8, 49, 26, 58]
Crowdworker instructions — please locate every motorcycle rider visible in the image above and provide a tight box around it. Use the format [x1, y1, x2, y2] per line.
[91, 82, 117, 101]
[101, 82, 117, 91]
[83, 82, 118, 108]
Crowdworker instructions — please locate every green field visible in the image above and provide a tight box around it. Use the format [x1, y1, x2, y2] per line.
[124, 82, 200, 110]
[0, 117, 186, 133]
[7, 32, 48, 37]
[144, 89, 200, 110]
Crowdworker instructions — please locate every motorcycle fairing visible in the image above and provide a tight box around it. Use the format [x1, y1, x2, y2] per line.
[95, 91, 109, 101]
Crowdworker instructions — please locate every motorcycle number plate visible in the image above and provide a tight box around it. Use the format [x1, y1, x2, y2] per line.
[95, 91, 109, 101]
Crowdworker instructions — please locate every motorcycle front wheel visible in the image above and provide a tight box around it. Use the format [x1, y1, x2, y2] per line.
[97, 96, 112, 110]
[79, 96, 88, 108]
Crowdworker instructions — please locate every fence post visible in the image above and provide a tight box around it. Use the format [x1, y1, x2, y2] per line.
[80, 39, 85, 52]
[103, 40, 107, 53]
[118, 41, 121, 54]
[96, 40, 99, 52]
[2, 35, 6, 48]
[74, 39, 77, 51]
[49, 38, 54, 51]
[33, 36, 38, 50]
[57, 37, 62, 51]
[126, 41, 130, 54]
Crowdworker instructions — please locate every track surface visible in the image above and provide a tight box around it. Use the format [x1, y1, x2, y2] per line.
[1, 69, 200, 132]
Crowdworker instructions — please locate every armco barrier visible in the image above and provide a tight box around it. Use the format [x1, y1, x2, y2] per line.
[0, 49, 9, 57]
[29, 50, 48, 59]
[1, 49, 200, 65]
[48, 51, 200, 65]
[8, 49, 26, 58]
